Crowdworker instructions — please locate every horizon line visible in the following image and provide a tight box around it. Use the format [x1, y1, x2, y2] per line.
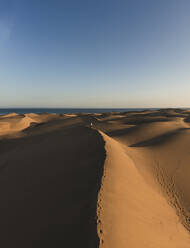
[0, 107, 189, 109]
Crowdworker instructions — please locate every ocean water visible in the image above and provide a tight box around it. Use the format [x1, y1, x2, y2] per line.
[0, 108, 157, 115]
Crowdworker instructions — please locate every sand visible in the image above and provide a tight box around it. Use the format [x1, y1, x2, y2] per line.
[0, 113, 105, 247]
[0, 109, 190, 247]
[97, 109, 190, 247]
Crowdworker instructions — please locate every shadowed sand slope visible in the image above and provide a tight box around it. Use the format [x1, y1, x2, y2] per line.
[0, 117, 105, 248]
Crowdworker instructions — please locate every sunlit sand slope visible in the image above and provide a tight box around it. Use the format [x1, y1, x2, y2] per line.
[97, 132, 190, 248]
[97, 109, 190, 248]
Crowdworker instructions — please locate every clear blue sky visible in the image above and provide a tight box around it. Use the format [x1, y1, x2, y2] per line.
[1, 0, 190, 108]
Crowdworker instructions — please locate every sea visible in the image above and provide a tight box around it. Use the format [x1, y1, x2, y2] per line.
[0, 108, 158, 115]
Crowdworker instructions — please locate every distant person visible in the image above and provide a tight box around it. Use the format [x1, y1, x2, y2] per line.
[90, 122, 93, 128]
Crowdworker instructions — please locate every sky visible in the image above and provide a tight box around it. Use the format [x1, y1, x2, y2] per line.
[0, 0, 190, 108]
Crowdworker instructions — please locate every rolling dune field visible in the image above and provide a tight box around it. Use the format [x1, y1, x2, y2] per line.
[0, 109, 190, 247]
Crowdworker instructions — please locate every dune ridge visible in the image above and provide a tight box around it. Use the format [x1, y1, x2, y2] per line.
[96, 109, 190, 247]
[97, 131, 190, 247]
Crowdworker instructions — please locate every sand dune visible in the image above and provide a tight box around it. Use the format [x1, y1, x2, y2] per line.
[97, 109, 190, 247]
[0, 115, 37, 136]
[97, 132, 190, 247]
[0, 115, 105, 247]
[0, 109, 190, 247]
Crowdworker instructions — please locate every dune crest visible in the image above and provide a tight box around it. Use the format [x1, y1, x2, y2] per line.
[97, 131, 190, 248]
[0, 115, 38, 136]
